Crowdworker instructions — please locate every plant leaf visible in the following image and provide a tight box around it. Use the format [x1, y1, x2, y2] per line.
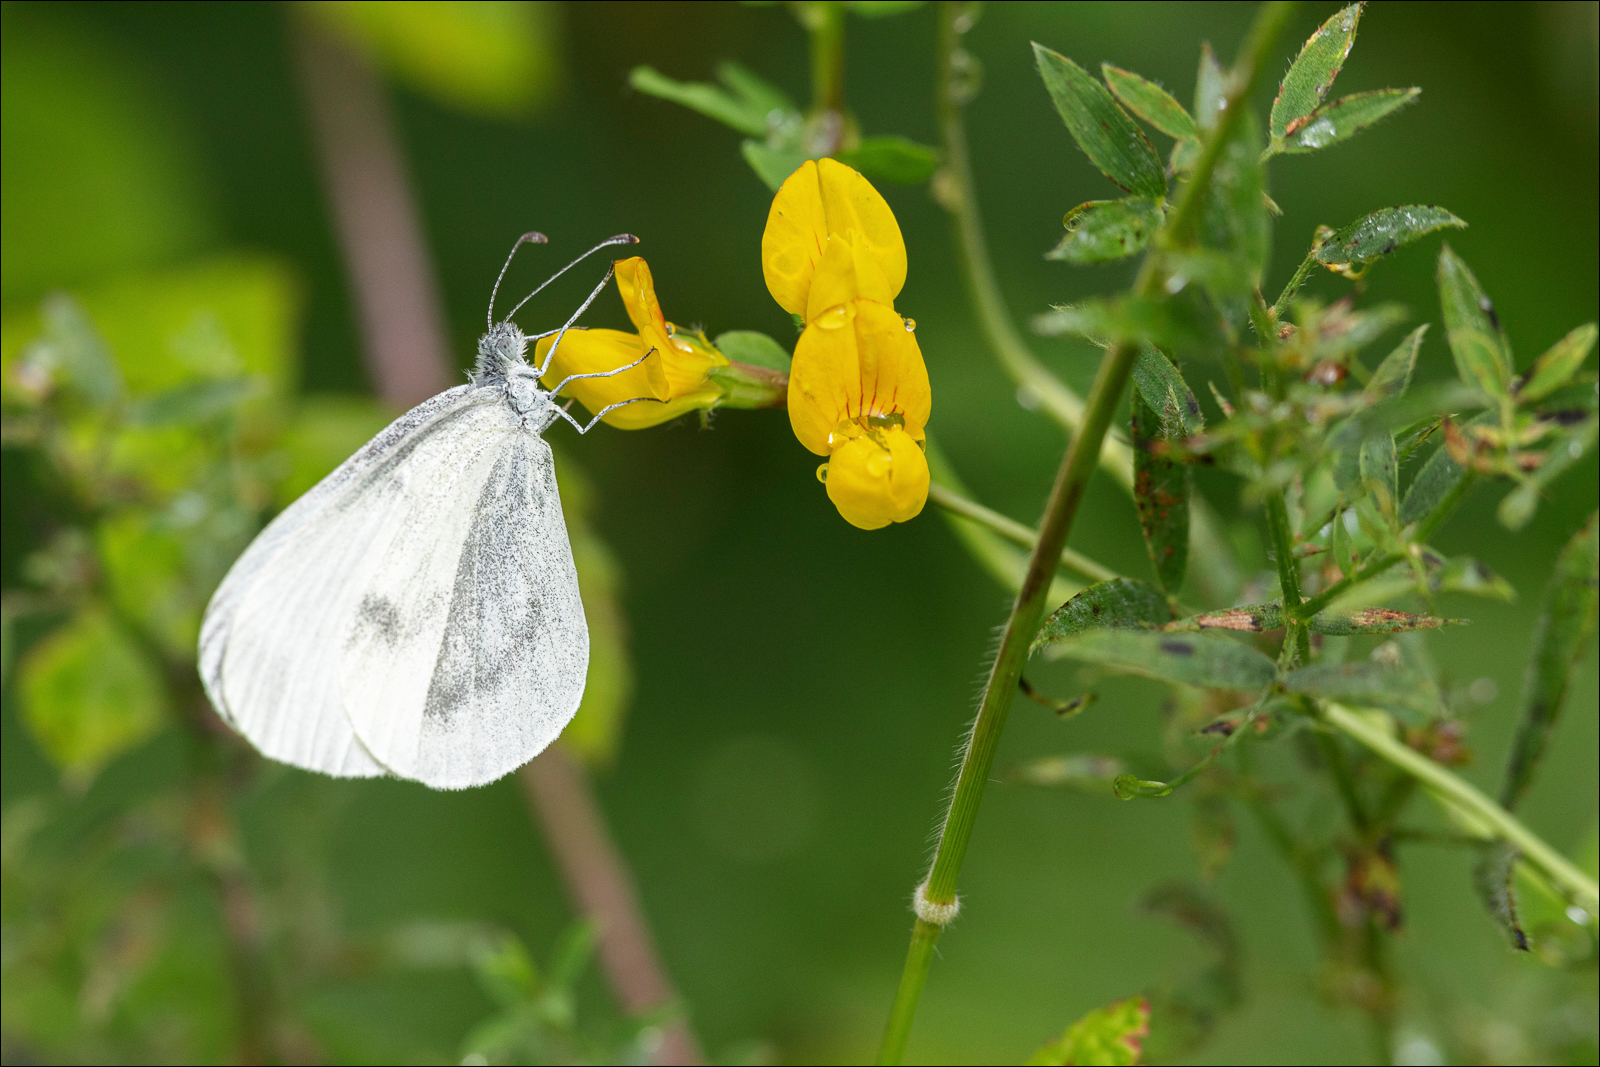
[1498, 512, 1599, 810]
[1132, 346, 1204, 436]
[1102, 64, 1195, 138]
[1360, 431, 1399, 520]
[713, 330, 791, 372]
[836, 135, 938, 184]
[1366, 325, 1427, 401]
[1314, 206, 1465, 273]
[1518, 323, 1598, 404]
[629, 65, 769, 137]
[1399, 437, 1467, 529]
[1281, 661, 1438, 718]
[1438, 244, 1513, 399]
[1270, 2, 1364, 139]
[1048, 198, 1163, 264]
[1033, 43, 1166, 199]
[1280, 87, 1419, 154]
[1033, 577, 1172, 656]
[1133, 390, 1190, 595]
[1193, 44, 1225, 133]
[713, 59, 796, 119]
[1026, 996, 1151, 1067]
[1498, 416, 1598, 531]
[1167, 603, 1451, 636]
[18, 607, 166, 789]
[740, 140, 809, 191]
[1044, 631, 1277, 690]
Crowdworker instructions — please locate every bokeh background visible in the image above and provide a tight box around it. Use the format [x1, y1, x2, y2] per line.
[2, 1, 1596, 1063]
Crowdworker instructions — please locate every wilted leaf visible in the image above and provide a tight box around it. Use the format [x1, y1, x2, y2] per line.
[1518, 323, 1597, 404]
[1313, 206, 1465, 274]
[1499, 513, 1598, 810]
[1473, 840, 1528, 950]
[1012, 753, 1126, 792]
[836, 135, 938, 184]
[1132, 346, 1204, 436]
[1133, 390, 1190, 595]
[1280, 88, 1419, 154]
[1102, 65, 1195, 139]
[1047, 198, 1163, 264]
[1032, 578, 1172, 655]
[308, 0, 558, 117]
[741, 139, 808, 191]
[1045, 631, 1277, 691]
[1438, 245, 1512, 399]
[1270, 3, 1363, 140]
[18, 607, 166, 789]
[1033, 44, 1166, 200]
[713, 330, 791, 372]
[1026, 996, 1150, 1066]
[1280, 661, 1437, 718]
[1365, 325, 1426, 401]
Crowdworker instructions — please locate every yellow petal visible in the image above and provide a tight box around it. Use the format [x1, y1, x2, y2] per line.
[788, 299, 931, 455]
[823, 426, 929, 530]
[761, 159, 907, 319]
[537, 328, 724, 430]
[805, 231, 897, 322]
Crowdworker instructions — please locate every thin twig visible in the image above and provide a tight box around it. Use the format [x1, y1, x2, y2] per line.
[927, 483, 1119, 584]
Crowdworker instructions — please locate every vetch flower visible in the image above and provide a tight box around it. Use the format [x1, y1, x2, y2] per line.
[537, 256, 727, 429]
[763, 158, 930, 530]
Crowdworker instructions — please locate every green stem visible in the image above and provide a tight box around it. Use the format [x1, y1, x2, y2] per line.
[1324, 702, 1600, 912]
[1315, 729, 1371, 834]
[878, 8, 1293, 1061]
[928, 483, 1119, 584]
[800, 1, 846, 114]
[1264, 496, 1312, 664]
[1272, 249, 1319, 319]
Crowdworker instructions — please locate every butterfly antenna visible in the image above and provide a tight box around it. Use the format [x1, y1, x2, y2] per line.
[502, 233, 639, 325]
[488, 232, 548, 329]
[535, 261, 623, 378]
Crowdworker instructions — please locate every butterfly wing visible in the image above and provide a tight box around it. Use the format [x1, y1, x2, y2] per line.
[199, 385, 492, 778]
[339, 431, 589, 789]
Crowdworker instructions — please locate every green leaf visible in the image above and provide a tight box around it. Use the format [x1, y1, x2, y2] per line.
[1026, 996, 1150, 1066]
[126, 378, 258, 426]
[1163, 249, 1257, 300]
[1132, 346, 1204, 436]
[842, 0, 927, 14]
[1270, 2, 1363, 139]
[1366, 325, 1426, 401]
[1438, 245, 1513, 399]
[465, 928, 541, 1007]
[1044, 631, 1277, 691]
[1133, 390, 1190, 595]
[713, 330, 791, 372]
[97, 509, 200, 656]
[1047, 198, 1163, 264]
[1201, 112, 1268, 281]
[1473, 840, 1529, 951]
[1498, 416, 1598, 530]
[1399, 436, 1467, 529]
[1499, 513, 1599, 810]
[1280, 87, 1419, 154]
[1314, 206, 1465, 273]
[18, 607, 166, 789]
[836, 135, 938, 184]
[1168, 603, 1451, 636]
[1102, 65, 1195, 139]
[1518, 323, 1597, 404]
[629, 65, 770, 137]
[1012, 753, 1127, 792]
[713, 59, 797, 120]
[1032, 578, 1172, 656]
[21, 293, 122, 405]
[277, 396, 395, 507]
[741, 139, 809, 191]
[1280, 661, 1437, 718]
[306, 0, 558, 118]
[1360, 431, 1399, 519]
[1032, 43, 1166, 199]
[1192, 44, 1225, 133]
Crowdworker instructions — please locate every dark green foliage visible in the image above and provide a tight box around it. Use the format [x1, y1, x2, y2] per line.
[1031, 578, 1171, 655]
[1032, 43, 1166, 200]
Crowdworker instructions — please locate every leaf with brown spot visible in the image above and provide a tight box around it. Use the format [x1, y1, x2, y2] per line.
[1133, 388, 1191, 596]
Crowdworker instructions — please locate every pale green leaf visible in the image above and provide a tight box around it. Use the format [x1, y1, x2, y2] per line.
[1271, 2, 1363, 139]
[836, 135, 938, 184]
[1027, 996, 1150, 1066]
[1438, 244, 1512, 398]
[97, 510, 199, 656]
[1281, 87, 1419, 153]
[1365, 325, 1427, 401]
[1032, 577, 1171, 656]
[630, 65, 770, 137]
[1102, 64, 1195, 139]
[1047, 198, 1163, 264]
[741, 139, 808, 191]
[1280, 661, 1437, 717]
[1314, 205, 1464, 272]
[1033, 43, 1166, 199]
[1518, 323, 1597, 404]
[712, 330, 791, 372]
[18, 607, 166, 789]
[713, 60, 796, 120]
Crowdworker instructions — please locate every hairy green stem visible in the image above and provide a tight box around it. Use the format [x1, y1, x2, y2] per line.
[877, 7, 1294, 1061]
[1325, 703, 1599, 912]
[928, 482, 1118, 583]
[1273, 250, 1319, 319]
[1265, 497, 1312, 664]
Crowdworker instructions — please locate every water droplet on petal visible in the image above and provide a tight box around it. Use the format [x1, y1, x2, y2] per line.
[903, 317, 917, 332]
[816, 462, 830, 483]
[815, 303, 855, 330]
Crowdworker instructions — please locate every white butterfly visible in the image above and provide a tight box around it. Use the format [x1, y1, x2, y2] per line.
[199, 234, 657, 790]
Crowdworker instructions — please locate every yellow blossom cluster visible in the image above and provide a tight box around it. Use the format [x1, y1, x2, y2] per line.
[762, 159, 931, 530]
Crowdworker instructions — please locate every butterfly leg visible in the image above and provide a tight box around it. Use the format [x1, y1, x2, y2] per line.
[556, 396, 666, 435]
[547, 346, 658, 398]
[534, 264, 622, 378]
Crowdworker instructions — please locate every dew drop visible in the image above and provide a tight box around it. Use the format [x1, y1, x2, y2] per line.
[903, 317, 917, 332]
[815, 303, 855, 330]
[816, 462, 830, 483]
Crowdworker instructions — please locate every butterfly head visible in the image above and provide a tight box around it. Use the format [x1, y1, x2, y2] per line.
[475, 322, 530, 384]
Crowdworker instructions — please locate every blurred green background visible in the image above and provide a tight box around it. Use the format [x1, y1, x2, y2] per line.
[2, 1, 1596, 1063]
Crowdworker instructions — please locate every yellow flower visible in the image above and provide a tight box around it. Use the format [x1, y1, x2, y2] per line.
[537, 256, 726, 429]
[762, 158, 930, 530]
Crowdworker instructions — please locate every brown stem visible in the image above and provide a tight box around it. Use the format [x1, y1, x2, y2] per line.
[294, 19, 701, 1062]
[521, 750, 703, 1064]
